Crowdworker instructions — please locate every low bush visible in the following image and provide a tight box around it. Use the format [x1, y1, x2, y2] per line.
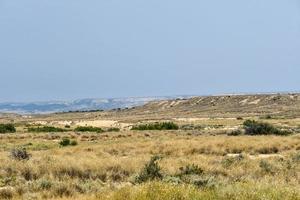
[74, 126, 103, 133]
[10, 148, 31, 160]
[53, 183, 73, 197]
[227, 129, 243, 136]
[107, 127, 120, 132]
[222, 154, 245, 168]
[59, 138, 78, 147]
[135, 156, 163, 183]
[59, 138, 70, 146]
[260, 115, 272, 119]
[0, 124, 16, 134]
[292, 152, 300, 163]
[176, 164, 215, 189]
[259, 160, 275, 175]
[131, 122, 179, 131]
[180, 124, 205, 130]
[70, 140, 78, 146]
[257, 146, 279, 154]
[0, 188, 13, 199]
[39, 179, 52, 190]
[21, 166, 38, 181]
[243, 120, 291, 136]
[178, 164, 204, 176]
[28, 126, 66, 133]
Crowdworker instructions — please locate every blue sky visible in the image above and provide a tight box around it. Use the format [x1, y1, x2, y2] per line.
[0, 0, 300, 102]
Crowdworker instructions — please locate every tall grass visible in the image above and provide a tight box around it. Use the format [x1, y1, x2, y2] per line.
[60, 182, 300, 200]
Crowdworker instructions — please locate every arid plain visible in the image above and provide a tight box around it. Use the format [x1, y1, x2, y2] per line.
[0, 94, 300, 200]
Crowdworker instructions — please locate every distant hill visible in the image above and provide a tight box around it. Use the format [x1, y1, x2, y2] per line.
[2, 93, 300, 118]
[113, 93, 300, 119]
[0, 96, 189, 114]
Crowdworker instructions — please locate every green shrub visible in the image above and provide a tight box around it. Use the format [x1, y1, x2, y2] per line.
[135, 156, 163, 183]
[0, 124, 16, 134]
[28, 126, 66, 133]
[74, 126, 103, 133]
[59, 138, 71, 146]
[59, 138, 78, 147]
[131, 122, 179, 131]
[243, 120, 291, 136]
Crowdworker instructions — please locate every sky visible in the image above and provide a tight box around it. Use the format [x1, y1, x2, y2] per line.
[0, 0, 300, 102]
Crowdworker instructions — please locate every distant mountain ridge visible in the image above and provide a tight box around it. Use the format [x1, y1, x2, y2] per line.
[0, 96, 189, 114]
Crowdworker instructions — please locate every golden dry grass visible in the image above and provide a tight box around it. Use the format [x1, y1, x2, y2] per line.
[0, 129, 299, 199]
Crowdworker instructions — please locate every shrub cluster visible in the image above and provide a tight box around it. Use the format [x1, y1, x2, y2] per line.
[59, 138, 78, 147]
[74, 126, 103, 133]
[0, 124, 16, 134]
[131, 122, 179, 131]
[135, 156, 208, 188]
[28, 126, 66, 133]
[243, 120, 291, 136]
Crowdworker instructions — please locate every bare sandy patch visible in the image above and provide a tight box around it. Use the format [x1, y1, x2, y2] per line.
[75, 120, 131, 129]
[248, 99, 261, 105]
[173, 118, 210, 122]
[226, 153, 284, 160]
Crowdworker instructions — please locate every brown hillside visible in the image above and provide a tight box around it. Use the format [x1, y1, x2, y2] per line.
[112, 93, 300, 119]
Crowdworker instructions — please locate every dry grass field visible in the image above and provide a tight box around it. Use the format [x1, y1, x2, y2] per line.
[0, 94, 300, 200]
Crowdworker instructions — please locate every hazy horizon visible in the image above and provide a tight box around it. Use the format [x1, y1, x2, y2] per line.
[1, 0, 300, 102]
[2, 90, 300, 104]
